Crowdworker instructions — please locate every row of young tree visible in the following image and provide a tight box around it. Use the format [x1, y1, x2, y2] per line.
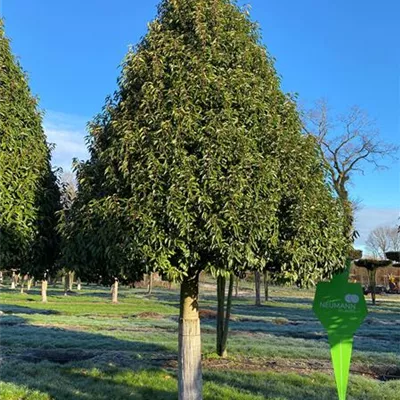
[1, 1, 398, 399]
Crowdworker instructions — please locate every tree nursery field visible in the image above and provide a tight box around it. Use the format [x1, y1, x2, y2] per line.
[0, 281, 399, 400]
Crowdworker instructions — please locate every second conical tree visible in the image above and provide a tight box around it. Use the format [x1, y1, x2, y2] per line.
[0, 19, 60, 296]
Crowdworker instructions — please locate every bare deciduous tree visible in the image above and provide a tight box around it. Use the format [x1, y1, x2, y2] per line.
[60, 172, 77, 210]
[366, 225, 400, 258]
[303, 99, 398, 239]
[59, 172, 78, 292]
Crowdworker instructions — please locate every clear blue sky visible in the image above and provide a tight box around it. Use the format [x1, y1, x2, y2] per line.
[1, 0, 399, 249]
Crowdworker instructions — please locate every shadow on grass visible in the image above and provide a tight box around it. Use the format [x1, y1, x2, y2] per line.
[151, 289, 399, 357]
[146, 290, 180, 306]
[0, 313, 176, 400]
[73, 290, 129, 300]
[199, 302, 399, 356]
[233, 303, 312, 318]
[272, 296, 313, 305]
[203, 370, 338, 400]
[0, 304, 60, 315]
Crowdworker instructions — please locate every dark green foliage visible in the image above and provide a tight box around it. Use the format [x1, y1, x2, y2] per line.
[385, 252, 400, 262]
[31, 167, 61, 278]
[0, 19, 60, 277]
[60, 195, 144, 285]
[354, 259, 392, 271]
[64, 0, 348, 285]
[267, 135, 350, 286]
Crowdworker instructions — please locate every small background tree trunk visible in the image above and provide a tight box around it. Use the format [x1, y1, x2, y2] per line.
[234, 276, 239, 297]
[178, 274, 202, 400]
[27, 277, 33, 291]
[254, 271, 261, 306]
[63, 273, 69, 295]
[41, 280, 48, 303]
[20, 274, 29, 294]
[11, 271, 16, 289]
[77, 278, 82, 291]
[147, 273, 153, 295]
[263, 270, 269, 301]
[68, 271, 74, 291]
[369, 269, 377, 305]
[112, 279, 119, 303]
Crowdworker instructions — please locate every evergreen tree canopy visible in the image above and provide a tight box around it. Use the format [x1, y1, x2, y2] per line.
[0, 19, 60, 277]
[270, 134, 350, 286]
[64, 0, 348, 283]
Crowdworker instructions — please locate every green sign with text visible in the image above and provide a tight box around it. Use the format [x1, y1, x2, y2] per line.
[313, 264, 368, 400]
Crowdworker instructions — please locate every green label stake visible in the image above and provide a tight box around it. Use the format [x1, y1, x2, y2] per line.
[313, 264, 368, 400]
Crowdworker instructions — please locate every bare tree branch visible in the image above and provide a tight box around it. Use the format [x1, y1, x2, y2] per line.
[301, 99, 399, 242]
[366, 226, 400, 259]
[59, 172, 77, 210]
[302, 99, 399, 201]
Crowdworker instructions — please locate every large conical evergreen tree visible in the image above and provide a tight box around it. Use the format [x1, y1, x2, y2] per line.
[65, 1, 348, 398]
[0, 19, 60, 296]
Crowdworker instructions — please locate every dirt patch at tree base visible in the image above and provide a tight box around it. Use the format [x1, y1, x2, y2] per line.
[199, 309, 237, 320]
[371, 365, 400, 381]
[199, 309, 218, 319]
[20, 349, 95, 364]
[163, 355, 399, 381]
[133, 312, 165, 319]
[206, 356, 400, 381]
[17, 348, 399, 382]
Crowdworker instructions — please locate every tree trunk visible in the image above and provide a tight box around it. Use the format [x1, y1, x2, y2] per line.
[254, 271, 261, 306]
[234, 276, 239, 297]
[217, 274, 234, 357]
[178, 274, 202, 400]
[11, 271, 16, 289]
[77, 278, 82, 291]
[41, 280, 48, 303]
[263, 270, 269, 302]
[27, 277, 33, 291]
[20, 274, 29, 294]
[216, 275, 226, 356]
[335, 185, 354, 242]
[147, 273, 153, 295]
[63, 273, 69, 295]
[68, 271, 74, 291]
[111, 279, 119, 304]
[369, 269, 376, 305]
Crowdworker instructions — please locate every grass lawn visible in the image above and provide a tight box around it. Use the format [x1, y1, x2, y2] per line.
[0, 279, 399, 399]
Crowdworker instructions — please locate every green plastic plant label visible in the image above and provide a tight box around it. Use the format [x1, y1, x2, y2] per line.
[313, 264, 368, 400]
